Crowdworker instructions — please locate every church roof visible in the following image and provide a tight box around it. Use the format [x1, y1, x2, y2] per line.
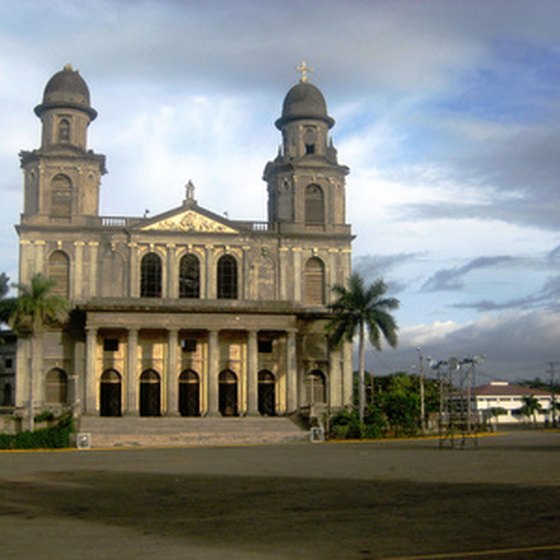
[35, 64, 97, 120]
[276, 81, 334, 129]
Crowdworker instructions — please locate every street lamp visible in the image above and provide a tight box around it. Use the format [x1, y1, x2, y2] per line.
[416, 347, 426, 434]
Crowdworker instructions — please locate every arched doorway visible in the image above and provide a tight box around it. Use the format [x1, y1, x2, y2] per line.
[2, 382, 13, 406]
[258, 370, 276, 416]
[179, 370, 200, 417]
[219, 370, 238, 416]
[45, 368, 68, 405]
[100, 369, 122, 417]
[139, 369, 161, 416]
[306, 370, 327, 405]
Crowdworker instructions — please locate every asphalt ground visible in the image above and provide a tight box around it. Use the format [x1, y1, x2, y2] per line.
[0, 431, 558, 559]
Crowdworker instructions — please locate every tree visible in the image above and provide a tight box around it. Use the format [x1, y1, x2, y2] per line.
[0, 272, 16, 327]
[519, 395, 543, 427]
[327, 273, 399, 424]
[10, 273, 69, 431]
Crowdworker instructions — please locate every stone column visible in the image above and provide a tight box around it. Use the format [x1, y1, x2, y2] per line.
[207, 330, 219, 415]
[85, 327, 98, 414]
[129, 242, 139, 297]
[342, 248, 352, 282]
[205, 245, 215, 299]
[18, 240, 31, 284]
[329, 346, 342, 409]
[74, 241, 84, 299]
[166, 244, 176, 298]
[328, 248, 338, 303]
[30, 332, 44, 415]
[293, 247, 302, 302]
[286, 330, 298, 413]
[342, 340, 354, 407]
[279, 247, 288, 300]
[246, 330, 258, 415]
[34, 240, 46, 276]
[15, 337, 30, 409]
[126, 329, 139, 415]
[73, 340, 85, 416]
[166, 329, 179, 415]
[87, 242, 99, 297]
[242, 245, 251, 300]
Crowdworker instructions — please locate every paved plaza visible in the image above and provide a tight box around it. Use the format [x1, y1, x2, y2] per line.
[0, 431, 559, 559]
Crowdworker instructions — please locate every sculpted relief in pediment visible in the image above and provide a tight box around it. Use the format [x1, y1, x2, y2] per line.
[142, 210, 237, 233]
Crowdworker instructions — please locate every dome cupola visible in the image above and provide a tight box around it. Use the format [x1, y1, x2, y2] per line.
[34, 64, 97, 120]
[275, 62, 334, 129]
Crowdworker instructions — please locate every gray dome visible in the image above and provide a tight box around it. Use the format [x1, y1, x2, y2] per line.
[35, 64, 97, 119]
[276, 82, 334, 129]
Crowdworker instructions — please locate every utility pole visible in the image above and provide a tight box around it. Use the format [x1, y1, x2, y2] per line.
[547, 361, 559, 427]
[417, 347, 426, 433]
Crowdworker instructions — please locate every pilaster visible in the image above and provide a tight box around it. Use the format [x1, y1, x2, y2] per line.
[207, 330, 219, 415]
[246, 330, 258, 415]
[126, 329, 139, 415]
[85, 327, 98, 414]
[88, 241, 99, 297]
[166, 329, 179, 415]
[286, 330, 298, 413]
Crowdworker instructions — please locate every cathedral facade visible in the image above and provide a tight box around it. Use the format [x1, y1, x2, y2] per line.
[14, 65, 353, 422]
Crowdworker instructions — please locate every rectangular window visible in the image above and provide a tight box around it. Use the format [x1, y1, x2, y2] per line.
[182, 339, 197, 352]
[4, 358, 13, 369]
[258, 340, 273, 353]
[104, 339, 119, 352]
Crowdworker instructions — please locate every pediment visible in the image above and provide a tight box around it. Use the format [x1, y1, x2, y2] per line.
[140, 209, 238, 233]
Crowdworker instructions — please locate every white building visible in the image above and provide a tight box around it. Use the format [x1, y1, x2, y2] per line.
[472, 381, 555, 426]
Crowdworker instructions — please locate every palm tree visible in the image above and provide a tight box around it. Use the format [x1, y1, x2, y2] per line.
[520, 395, 543, 427]
[10, 273, 69, 431]
[327, 273, 399, 424]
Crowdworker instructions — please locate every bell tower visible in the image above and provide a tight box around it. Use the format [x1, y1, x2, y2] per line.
[263, 62, 349, 234]
[19, 64, 106, 225]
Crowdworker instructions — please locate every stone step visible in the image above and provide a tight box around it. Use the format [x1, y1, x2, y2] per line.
[78, 415, 308, 448]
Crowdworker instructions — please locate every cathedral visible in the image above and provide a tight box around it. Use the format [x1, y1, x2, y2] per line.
[14, 64, 353, 425]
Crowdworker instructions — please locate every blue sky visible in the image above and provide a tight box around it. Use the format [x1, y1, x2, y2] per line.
[1, 0, 559, 382]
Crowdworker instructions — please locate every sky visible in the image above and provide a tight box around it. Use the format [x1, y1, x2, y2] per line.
[1, 0, 559, 384]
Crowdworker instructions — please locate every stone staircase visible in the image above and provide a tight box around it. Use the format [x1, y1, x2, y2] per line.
[78, 415, 309, 448]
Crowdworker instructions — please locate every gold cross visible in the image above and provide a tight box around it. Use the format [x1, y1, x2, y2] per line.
[296, 61, 313, 83]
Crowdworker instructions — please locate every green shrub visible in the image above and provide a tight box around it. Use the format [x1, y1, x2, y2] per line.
[34, 410, 55, 423]
[363, 404, 388, 438]
[330, 408, 362, 439]
[0, 413, 74, 450]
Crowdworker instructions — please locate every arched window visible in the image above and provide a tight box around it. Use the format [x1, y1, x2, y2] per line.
[304, 257, 325, 305]
[217, 255, 238, 299]
[140, 253, 162, 298]
[58, 118, 71, 143]
[48, 251, 70, 298]
[305, 370, 326, 404]
[258, 371, 276, 416]
[179, 254, 200, 298]
[304, 127, 317, 155]
[179, 369, 200, 416]
[305, 184, 324, 224]
[50, 174, 72, 220]
[100, 369, 122, 417]
[46, 368, 68, 405]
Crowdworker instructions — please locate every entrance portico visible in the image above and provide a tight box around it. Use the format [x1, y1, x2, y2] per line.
[80, 302, 342, 418]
